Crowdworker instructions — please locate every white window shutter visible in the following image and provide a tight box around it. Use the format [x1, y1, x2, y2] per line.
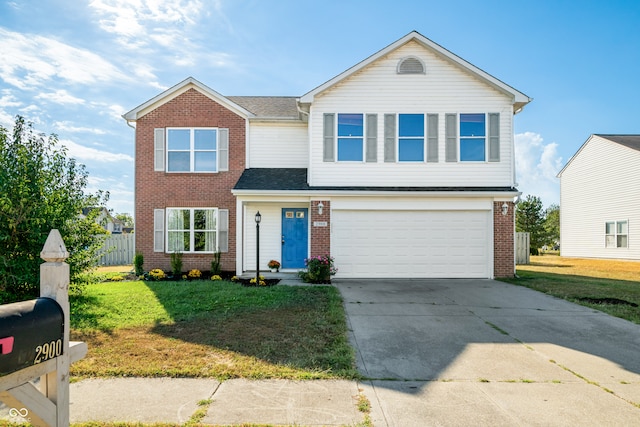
[427, 114, 438, 162]
[445, 114, 457, 162]
[218, 128, 229, 171]
[154, 209, 164, 252]
[218, 209, 229, 252]
[154, 128, 165, 171]
[488, 113, 500, 162]
[365, 114, 378, 162]
[323, 114, 335, 162]
[384, 114, 396, 162]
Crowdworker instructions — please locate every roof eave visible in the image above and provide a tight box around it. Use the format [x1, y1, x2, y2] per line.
[232, 188, 522, 198]
[123, 77, 255, 122]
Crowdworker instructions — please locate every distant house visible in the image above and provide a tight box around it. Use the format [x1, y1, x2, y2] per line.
[80, 207, 124, 234]
[558, 134, 640, 260]
[123, 31, 531, 278]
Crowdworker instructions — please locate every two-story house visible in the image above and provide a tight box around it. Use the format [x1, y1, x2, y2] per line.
[123, 31, 531, 278]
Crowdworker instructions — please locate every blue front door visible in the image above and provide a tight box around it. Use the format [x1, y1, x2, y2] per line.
[281, 208, 308, 269]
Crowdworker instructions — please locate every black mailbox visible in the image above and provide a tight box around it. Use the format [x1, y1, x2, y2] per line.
[0, 297, 64, 376]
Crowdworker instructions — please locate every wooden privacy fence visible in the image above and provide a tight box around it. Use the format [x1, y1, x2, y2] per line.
[515, 232, 530, 265]
[97, 234, 134, 266]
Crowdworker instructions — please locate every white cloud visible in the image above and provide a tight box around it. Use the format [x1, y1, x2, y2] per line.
[53, 121, 107, 134]
[89, 0, 203, 42]
[87, 175, 134, 215]
[87, 0, 235, 71]
[58, 138, 133, 163]
[0, 28, 129, 89]
[35, 90, 85, 105]
[0, 109, 14, 128]
[0, 90, 22, 107]
[515, 132, 563, 207]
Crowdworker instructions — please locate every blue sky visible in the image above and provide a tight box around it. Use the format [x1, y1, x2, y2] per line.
[1, 0, 638, 216]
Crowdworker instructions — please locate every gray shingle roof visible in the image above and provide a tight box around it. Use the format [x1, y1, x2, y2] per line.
[596, 135, 640, 152]
[233, 168, 518, 192]
[227, 96, 300, 119]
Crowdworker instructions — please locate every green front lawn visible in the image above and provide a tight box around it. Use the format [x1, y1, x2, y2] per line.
[70, 280, 357, 380]
[500, 256, 640, 324]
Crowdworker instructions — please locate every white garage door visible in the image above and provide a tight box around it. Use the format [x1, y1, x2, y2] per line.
[332, 210, 491, 278]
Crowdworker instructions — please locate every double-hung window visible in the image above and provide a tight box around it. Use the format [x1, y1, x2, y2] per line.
[398, 114, 425, 161]
[167, 208, 218, 253]
[167, 128, 217, 172]
[605, 220, 628, 248]
[459, 114, 486, 161]
[337, 114, 364, 161]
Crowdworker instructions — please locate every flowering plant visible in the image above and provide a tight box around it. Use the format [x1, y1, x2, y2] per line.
[250, 277, 267, 286]
[188, 269, 202, 279]
[211, 275, 222, 281]
[298, 255, 337, 283]
[148, 268, 165, 281]
[267, 260, 281, 269]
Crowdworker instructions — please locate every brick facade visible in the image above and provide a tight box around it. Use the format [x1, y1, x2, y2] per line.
[493, 201, 515, 278]
[135, 88, 245, 273]
[309, 200, 331, 258]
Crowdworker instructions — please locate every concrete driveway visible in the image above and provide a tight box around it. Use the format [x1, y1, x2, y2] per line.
[335, 279, 640, 426]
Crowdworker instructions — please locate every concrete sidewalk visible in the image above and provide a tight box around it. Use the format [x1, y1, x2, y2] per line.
[66, 378, 364, 426]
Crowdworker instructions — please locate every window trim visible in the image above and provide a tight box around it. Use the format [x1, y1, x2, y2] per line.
[459, 113, 487, 162]
[605, 220, 628, 248]
[397, 113, 425, 162]
[336, 113, 365, 162]
[166, 127, 219, 173]
[166, 207, 219, 253]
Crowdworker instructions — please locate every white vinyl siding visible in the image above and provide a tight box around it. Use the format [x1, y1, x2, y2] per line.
[248, 122, 308, 168]
[306, 40, 514, 187]
[242, 203, 308, 272]
[560, 135, 640, 260]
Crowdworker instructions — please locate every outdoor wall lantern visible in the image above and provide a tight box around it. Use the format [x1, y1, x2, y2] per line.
[317, 201, 324, 215]
[501, 202, 509, 216]
[255, 211, 261, 283]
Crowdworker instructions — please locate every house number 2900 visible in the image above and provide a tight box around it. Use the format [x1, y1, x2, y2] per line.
[34, 339, 63, 363]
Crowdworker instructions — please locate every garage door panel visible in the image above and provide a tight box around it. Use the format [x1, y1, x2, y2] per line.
[333, 210, 490, 278]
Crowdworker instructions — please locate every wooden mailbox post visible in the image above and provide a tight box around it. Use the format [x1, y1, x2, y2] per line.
[0, 229, 87, 426]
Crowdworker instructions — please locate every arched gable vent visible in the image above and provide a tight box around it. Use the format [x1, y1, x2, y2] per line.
[397, 56, 425, 74]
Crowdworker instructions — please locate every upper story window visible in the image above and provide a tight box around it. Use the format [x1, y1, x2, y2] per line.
[459, 114, 486, 161]
[445, 113, 499, 163]
[605, 220, 628, 248]
[397, 56, 426, 74]
[154, 127, 229, 173]
[398, 114, 424, 161]
[167, 128, 217, 172]
[337, 114, 364, 161]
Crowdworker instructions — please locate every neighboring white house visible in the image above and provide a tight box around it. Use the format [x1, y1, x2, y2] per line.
[558, 134, 640, 260]
[80, 207, 124, 234]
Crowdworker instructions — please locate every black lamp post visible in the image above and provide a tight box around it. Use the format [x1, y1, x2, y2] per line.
[255, 211, 261, 284]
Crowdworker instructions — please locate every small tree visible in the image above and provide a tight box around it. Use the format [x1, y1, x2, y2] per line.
[543, 204, 560, 249]
[0, 116, 108, 303]
[516, 195, 546, 255]
[115, 212, 134, 228]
